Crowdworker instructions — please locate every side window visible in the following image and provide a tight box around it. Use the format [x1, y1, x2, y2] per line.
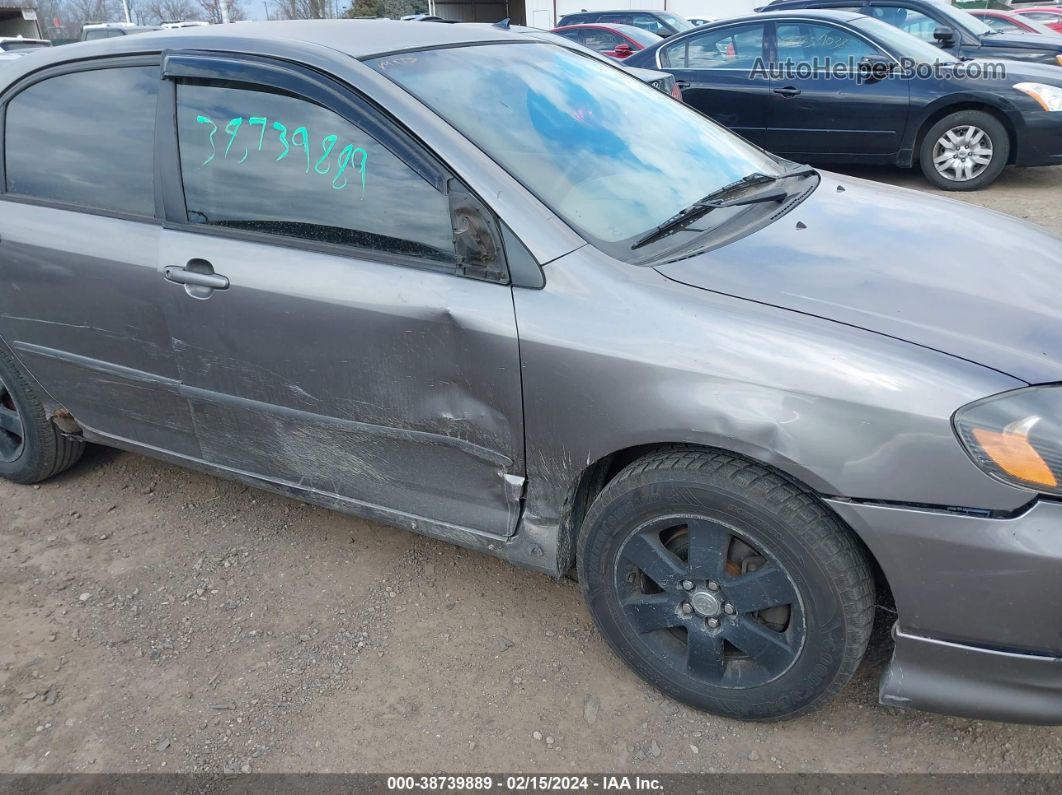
[663, 24, 765, 69]
[1024, 12, 1059, 22]
[4, 65, 157, 216]
[864, 6, 940, 42]
[775, 22, 879, 63]
[175, 81, 455, 264]
[582, 29, 624, 51]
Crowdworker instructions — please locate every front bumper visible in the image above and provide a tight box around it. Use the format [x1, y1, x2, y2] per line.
[1013, 110, 1062, 167]
[881, 628, 1062, 725]
[827, 497, 1062, 724]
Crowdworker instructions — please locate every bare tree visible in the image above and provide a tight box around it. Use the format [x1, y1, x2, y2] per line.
[141, 0, 198, 22]
[65, 0, 119, 25]
[272, 0, 329, 19]
[195, 0, 244, 23]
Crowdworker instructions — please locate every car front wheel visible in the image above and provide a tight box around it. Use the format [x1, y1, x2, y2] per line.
[577, 447, 874, 721]
[919, 110, 1009, 191]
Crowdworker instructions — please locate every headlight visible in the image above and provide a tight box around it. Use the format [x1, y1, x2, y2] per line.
[1014, 81, 1062, 111]
[954, 385, 1062, 495]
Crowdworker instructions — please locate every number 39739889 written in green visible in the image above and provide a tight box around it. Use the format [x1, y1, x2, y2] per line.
[193, 112, 368, 196]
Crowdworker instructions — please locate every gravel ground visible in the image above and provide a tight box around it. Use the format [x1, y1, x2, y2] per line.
[2, 165, 1062, 775]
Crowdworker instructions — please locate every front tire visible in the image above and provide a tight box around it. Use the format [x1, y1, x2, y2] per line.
[0, 347, 84, 485]
[577, 448, 874, 721]
[919, 110, 1009, 191]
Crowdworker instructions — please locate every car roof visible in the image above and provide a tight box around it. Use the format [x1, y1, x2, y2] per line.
[563, 9, 675, 15]
[727, 9, 868, 22]
[0, 19, 534, 80]
[553, 22, 657, 34]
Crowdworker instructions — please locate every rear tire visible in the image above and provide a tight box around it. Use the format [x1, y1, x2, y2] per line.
[577, 448, 874, 721]
[0, 347, 84, 485]
[919, 110, 1009, 191]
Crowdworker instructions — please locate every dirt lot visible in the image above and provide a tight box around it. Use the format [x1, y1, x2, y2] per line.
[2, 165, 1062, 776]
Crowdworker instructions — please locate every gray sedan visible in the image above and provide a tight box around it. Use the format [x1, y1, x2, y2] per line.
[0, 20, 1059, 724]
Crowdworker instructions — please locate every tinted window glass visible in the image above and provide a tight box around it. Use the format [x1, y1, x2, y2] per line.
[776, 22, 878, 63]
[858, 5, 945, 41]
[582, 29, 624, 50]
[664, 25, 765, 69]
[5, 66, 157, 215]
[176, 82, 454, 263]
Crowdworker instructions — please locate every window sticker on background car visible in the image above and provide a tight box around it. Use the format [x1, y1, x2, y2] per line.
[192, 112, 368, 196]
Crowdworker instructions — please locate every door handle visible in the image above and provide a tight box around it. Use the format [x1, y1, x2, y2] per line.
[163, 264, 229, 291]
[773, 86, 801, 98]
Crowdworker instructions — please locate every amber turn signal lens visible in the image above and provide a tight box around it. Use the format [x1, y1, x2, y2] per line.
[971, 418, 1057, 489]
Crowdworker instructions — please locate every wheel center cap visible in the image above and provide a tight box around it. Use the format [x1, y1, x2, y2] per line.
[690, 589, 722, 617]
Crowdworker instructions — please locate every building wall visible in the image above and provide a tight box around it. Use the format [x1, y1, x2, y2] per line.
[445, 0, 761, 29]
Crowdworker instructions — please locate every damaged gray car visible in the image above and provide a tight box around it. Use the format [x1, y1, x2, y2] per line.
[0, 20, 1060, 724]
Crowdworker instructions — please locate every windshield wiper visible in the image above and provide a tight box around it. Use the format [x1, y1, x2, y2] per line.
[631, 167, 816, 250]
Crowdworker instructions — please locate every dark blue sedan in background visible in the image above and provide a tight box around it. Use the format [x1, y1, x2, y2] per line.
[625, 9, 1062, 189]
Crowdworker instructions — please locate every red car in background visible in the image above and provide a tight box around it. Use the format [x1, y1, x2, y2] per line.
[968, 8, 1061, 35]
[1012, 6, 1062, 34]
[549, 23, 661, 59]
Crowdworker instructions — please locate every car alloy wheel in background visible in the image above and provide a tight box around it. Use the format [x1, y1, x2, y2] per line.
[933, 125, 994, 183]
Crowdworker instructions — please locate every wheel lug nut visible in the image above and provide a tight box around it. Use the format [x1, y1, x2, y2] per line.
[707, 617, 720, 629]
[680, 579, 694, 591]
[707, 581, 720, 591]
[723, 603, 736, 615]
[680, 602, 693, 616]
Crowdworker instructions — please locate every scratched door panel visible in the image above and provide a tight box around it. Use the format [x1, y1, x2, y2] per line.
[0, 203, 201, 456]
[158, 229, 525, 537]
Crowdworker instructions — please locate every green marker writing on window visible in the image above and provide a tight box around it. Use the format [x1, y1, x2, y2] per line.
[195, 115, 217, 165]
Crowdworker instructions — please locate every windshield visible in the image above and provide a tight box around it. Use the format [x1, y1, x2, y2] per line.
[660, 13, 694, 31]
[370, 43, 780, 253]
[935, 2, 994, 36]
[852, 16, 960, 63]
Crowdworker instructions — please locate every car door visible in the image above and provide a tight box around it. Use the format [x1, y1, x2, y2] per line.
[156, 53, 526, 537]
[0, 58, 199, 456]
[767, 20, 910, 157]
[659, 23, 770, 146]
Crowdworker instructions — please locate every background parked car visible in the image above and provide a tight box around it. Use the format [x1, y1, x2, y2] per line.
[625, 9, 1062, 189]
[761, 0, 1062, 65]
[555, 9, 694, 37]
[80, 22, 161, 40]
[968, 8, 1061, 36]
[0, 37, 51, 53]
[496, 22, 683, 97]
[549, 23, 660, 58]
[1012, 6, 1062, 33]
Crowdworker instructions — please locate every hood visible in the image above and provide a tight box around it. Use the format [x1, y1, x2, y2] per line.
[966, 57, 1062, 84]
[655, 172, 1062, 384]
[978, 31, 1062, 53]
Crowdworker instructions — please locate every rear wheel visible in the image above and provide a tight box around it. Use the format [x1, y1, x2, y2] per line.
[919, 110, 1009, 191]
[577, 448, 874, 721]
[0, 348, 84, 485]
